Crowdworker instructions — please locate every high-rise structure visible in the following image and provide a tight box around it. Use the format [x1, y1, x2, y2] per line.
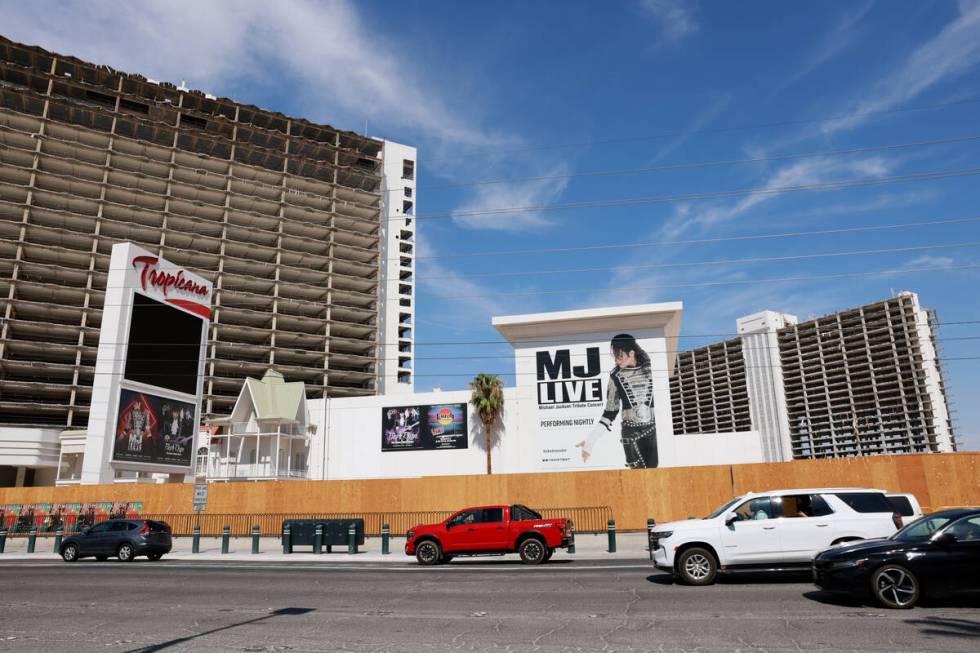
[670, 292, 956, 460]
[0, 35, 416, 438]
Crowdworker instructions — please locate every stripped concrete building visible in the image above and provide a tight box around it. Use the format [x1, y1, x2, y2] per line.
[0, 35, 416, 449]
[670, 292, 956, 461]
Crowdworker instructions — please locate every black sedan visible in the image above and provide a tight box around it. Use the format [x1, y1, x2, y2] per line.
[60, 519, 172, 563]
[813, 508, 980, 608]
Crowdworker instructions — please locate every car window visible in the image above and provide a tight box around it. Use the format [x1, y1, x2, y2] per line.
[945, 516, 980, 542]
[88, 522, 112, 534]
[893, 515, 953, 542]
[450, 510, 479, 526]
[110, 522, 131, 532]
[733, 497, 773, 521]
[706, 497, 743, 519]
[510, 505, 541, 521]
[887, 496, 915, 516]
[481, 508, 504, 523]
[834, 492, 892, 513]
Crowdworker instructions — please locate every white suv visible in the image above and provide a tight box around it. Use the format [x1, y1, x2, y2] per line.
[651, 488, 902, 585]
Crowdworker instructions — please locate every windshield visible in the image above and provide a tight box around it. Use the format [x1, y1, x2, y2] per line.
[892, 515, 953, 542]
[705, 497, 743, 520]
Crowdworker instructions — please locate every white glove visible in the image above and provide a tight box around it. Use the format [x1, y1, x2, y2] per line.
[580, 420, 611, 457]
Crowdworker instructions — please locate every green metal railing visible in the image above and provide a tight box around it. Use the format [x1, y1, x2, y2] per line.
[143, 506, 612, 537]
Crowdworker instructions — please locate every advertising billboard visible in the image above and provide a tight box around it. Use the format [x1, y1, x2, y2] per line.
[530, 332, 665, 470]
[382, 403, 468, 452]
[111, 388, 196, 467]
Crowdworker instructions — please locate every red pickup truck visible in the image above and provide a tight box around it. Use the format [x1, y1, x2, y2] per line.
[406, 504, 572, 565]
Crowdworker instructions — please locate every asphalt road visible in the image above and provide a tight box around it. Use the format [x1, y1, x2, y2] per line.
[0, 559, 977, 652]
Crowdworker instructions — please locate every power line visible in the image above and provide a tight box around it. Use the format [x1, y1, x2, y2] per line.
[432, 263, 980, 300]
[423, 133, 980, 190]
[422, 95, 980, 162]
[417, 165, 980, 221]
[435, 241, 980, 280]
[403, 215, 980, 262]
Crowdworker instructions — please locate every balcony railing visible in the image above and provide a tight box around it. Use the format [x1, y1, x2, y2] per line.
[206, 460, 309, 480]
[224, 422, 309, 436]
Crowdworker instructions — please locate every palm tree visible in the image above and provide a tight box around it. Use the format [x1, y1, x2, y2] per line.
[470, 373, 505, 474]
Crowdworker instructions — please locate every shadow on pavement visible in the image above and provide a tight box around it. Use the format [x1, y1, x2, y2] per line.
[802, 590, 866, 607]
[904, 616, 980, 639]
[125, 607, 315, 652]
[443, 559, 574, 567]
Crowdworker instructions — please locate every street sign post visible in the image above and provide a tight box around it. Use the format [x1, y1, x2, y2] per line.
[193, 483, 208, 512]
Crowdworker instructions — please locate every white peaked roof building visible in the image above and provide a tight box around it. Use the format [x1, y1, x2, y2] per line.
[203, 370, 315, 481]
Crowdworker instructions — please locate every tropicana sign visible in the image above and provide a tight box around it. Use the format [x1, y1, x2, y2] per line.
[131, 255, 211, 319]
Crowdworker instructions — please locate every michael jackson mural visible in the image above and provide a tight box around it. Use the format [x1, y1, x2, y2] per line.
[576, 334, 658, 469]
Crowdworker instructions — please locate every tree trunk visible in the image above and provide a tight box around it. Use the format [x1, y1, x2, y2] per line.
[484, 416, 493, 475]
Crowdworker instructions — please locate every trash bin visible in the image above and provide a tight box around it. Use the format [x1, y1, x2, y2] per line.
[281, 519, 365, 552]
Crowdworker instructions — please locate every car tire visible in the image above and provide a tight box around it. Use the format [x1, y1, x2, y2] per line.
[61, 543, 79, 563]
[147, 553, 163, 561]
[117, 543, 136, 563]
[872, 564, 920, 609]
[676, 547, 718, 586]
[415, 540, 441, 566]
[519, 538, 546, 565]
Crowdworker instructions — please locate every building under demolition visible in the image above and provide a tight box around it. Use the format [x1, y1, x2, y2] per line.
[0, 35, 416, 435]
[670, 292, 956, 460]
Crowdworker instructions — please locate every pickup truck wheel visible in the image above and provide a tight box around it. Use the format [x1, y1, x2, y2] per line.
[676, 547, 717, 586]
[415, 540, 441, 566]
[519, 538, 546, 565]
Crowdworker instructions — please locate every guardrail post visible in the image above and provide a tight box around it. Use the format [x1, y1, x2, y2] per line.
[606, 519, 616, 553]
[53, 528, 64, 554]
[347, 523, 357, 554]
[647, 518, 656, 558]
[381, 523, 390, 555]
[282, 524, 292, 554]
[314, 524, 323, 555]
[567, 522, 575, 554]
[221, 525, 230, 554]
[251, 525, 260, 554]
[27, 528, 37, 553]
[0, 528, 6, 554]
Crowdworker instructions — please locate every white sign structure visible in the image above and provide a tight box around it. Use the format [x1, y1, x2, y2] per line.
[81, 243, 212, 484]
[495, 303, 681, 471]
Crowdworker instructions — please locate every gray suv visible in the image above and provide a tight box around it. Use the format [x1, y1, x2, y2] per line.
[60, 519, 172, 562]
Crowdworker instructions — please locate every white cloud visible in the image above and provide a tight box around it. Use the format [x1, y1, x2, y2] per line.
[823, 0, 980, 134]
[637, 0, 699, 47]
[775, 0, 875, 93]
[0, 0, 501, 147]
[658, 155, 894, 239]
[906, 255, 956, 269]
[648, 93, 731, 165]
[450, 165, 571, 232]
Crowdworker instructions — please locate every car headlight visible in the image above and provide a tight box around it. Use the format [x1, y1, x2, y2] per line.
[830, 558, 867, 569]
[653, 530, 673, 540]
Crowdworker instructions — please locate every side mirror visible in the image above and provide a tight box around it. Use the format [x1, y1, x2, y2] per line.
[933, 532, 957, 546]
[724, 512, 738, 526]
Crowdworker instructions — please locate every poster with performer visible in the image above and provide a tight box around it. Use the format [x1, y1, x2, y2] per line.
[111, 389, 196, 467]
[382, 403, 468, 452]
[528, 331, 665, 471]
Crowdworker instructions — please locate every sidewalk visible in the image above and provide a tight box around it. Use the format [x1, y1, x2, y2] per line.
[0, 532, 653, 563]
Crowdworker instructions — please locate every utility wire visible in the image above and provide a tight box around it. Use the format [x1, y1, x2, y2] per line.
[423, 95, 980, 162]
[418, 166, 980, 221]
[423, 133, 980, 189]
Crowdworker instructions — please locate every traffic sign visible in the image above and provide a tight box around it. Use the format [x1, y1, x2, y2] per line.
[193, 482, 208, 512]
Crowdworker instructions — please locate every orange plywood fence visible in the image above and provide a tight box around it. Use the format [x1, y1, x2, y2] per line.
[1, 453, 977, 530]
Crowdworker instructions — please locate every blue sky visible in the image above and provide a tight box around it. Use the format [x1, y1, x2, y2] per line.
[4, 0, 980, 450]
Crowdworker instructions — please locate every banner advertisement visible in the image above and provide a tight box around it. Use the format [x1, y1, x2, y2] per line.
[529, 332, 663, 470]
[0, 502, 144, 532]
[112, 388, 196, 467]
[382, 403, 468, 452]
